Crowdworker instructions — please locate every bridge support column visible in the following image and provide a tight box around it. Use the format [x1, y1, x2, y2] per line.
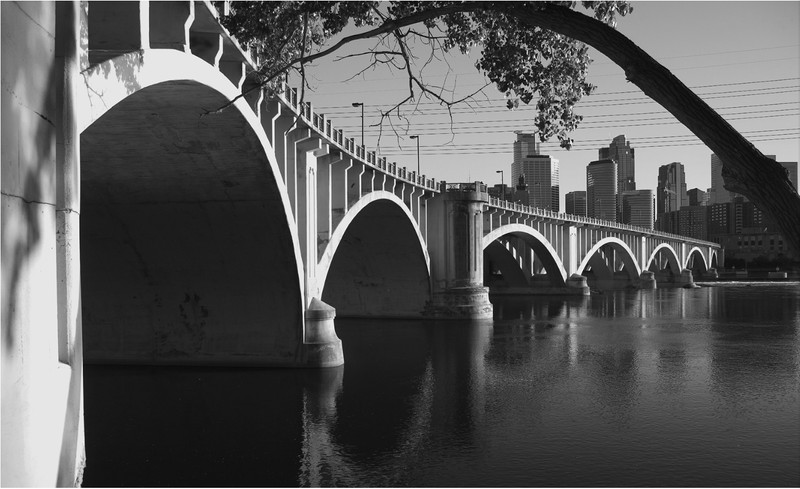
[679, 269, 697, 288]
[566, 273, 590, 295]
[300, 298, 344, 368]
[426, 183, 493, 319]
[639, 270, 657, 289]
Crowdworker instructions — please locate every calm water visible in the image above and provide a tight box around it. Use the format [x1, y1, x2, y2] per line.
[83, 284, 800, 487]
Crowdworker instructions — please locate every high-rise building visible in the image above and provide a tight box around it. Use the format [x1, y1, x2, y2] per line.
[656, 162, 688, 233]
[565, 190, 587, 216]
[599, 135, 636, 193]
[621, 190, 654, 229]
[657, 161, 688, 210]
[679, 206, 708, 241]
[513, 131, 540, 163]
[779, 161, 798, 193]
[688, 188, 708, 207]
[587, 159, 617, 221]
[511, 132, 560, 211]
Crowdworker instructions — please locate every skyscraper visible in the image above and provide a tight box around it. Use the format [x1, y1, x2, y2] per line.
[511, 132, 560, 211]
[656, 162, 688, 233]
[657, 162, 688, 215]
[513, 131, 539, 163]
[688, 188, 708, 207]
[599, 135, 636, 193]
[779, 161, 798, 193]
[565, 190, 587, 216]
[621, 190, 654, 229]
[587, 159, 617, 221]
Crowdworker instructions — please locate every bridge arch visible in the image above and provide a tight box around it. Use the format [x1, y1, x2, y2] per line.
[646, 243, 682, 275]
[577, 237, 641, 285]
[482, 224, 568, 287]
[685, 246, 710, 273]
[317, 191, 431, 318]
[79, 50, 306, 365]
[710, 249, 720, 269]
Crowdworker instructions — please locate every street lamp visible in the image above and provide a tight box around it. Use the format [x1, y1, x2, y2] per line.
[496, 170, 504, 200]
[410, 135, 420, 175]
[351, 102, 364, 146]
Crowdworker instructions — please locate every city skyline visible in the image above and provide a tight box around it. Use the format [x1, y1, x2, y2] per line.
[294, 2, 799, 211]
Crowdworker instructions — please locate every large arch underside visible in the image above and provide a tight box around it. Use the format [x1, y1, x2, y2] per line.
[483, 232, 567, 291]
[647, 244, 683, 284]
[578, 239, 640, 289]
[321, 200, 430, 318]
[81, 80, 304, 365]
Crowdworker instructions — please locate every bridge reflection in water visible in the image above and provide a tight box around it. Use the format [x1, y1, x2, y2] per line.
[83, 285, 800, 487]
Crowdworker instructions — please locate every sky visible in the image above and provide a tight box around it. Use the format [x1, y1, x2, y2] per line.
[290, 1, 800, 210]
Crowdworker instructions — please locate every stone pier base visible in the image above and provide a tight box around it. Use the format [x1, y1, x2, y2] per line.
[424, 286, 493, 319]
[566, 273, 591, 295]
[639, 271, 657, 289]
[679, 269, 698, 288]
[299, 298, 344, 368]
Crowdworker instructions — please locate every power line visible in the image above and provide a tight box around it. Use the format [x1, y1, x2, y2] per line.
[314, 84, 799, 117]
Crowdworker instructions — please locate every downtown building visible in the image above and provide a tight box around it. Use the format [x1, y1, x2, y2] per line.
[565, 190, 587, 216]
[511, 132, 560, 211]
[599, 135, 636, 219]
[621, 190, 655, 229]
[586, 159, 617, 222]
[656, 162, 688, 233]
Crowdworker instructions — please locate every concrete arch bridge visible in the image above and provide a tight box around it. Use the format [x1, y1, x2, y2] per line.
[2, 1, 723, 485]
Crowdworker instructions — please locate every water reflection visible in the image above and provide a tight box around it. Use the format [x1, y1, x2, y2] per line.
[83, 284, 800, 487]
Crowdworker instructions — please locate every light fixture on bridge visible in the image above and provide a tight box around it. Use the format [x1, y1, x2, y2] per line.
[410, 135, 420, 176]
[496, 170, 504, 200]
[351, 102, 364, 147]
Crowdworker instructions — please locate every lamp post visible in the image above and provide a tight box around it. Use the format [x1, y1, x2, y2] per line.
[410, 135, 420, 175]
[496, 170, 504, 200]
[351, 102, 364, 146]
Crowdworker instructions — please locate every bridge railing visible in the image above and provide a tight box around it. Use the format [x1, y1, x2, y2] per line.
[275, 84, 443, 193]
[487, 196, 720, 248]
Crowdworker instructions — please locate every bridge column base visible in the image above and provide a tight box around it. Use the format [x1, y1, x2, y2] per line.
[566, 273, 591, 295]
[424, 286, 493, 319]
[639, 271, 657, 289]
[679, 269, 699, 288]
[299, 298, 344, 368]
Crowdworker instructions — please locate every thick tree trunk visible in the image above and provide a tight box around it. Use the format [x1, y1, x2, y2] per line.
[502, 2, 800, 254]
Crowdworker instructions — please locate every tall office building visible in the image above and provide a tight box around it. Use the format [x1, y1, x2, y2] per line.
[565, 190, 587, 216]
[779, 161, 798, 193]
[587, 159, 617, 221]
[688, 188, 708, 207]
[599, 135, 636, 193]
[513, 131, 540, 163]
[511, 132, 560, 211]
[679, 206, 709, 241]
[621, 190, 654, 229]
[657, 162, 688, 214]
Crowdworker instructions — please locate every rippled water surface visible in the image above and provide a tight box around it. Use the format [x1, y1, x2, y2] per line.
[83, 284, 800, 487]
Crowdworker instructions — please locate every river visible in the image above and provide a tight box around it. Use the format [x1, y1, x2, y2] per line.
[82, 283, 800, 487]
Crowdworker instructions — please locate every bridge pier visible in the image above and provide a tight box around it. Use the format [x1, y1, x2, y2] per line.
[639, 271, 657, 289]
[426, 183, 493, 319]
[679, 269, 697, 288]
[300, 298, 344, 368]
